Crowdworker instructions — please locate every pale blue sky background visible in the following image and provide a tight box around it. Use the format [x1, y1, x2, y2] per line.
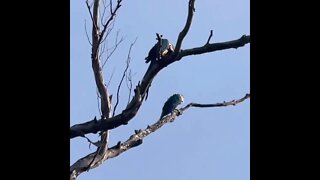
[71, 0, 250, 180]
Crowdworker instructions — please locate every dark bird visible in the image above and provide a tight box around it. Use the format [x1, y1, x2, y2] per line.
[145, 38, 174, 63]
[145, 42, 160, 63]
[160, 94, 184, 119]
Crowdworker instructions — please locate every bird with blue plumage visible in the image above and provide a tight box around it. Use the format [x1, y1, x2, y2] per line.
[160, 94, 184, 119]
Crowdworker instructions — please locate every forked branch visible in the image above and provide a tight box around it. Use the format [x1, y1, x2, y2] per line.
[70, 34, 250, 139]
[70, 94, 250, 179]
[113, 38, 137, 117]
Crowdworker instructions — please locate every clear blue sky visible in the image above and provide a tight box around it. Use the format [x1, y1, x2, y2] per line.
[70, 0, 250, 180]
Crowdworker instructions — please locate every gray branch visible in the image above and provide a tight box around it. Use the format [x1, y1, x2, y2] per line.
[71, 1, 123, 179]
[70, 34, 250, 139]
[174, 0, 195, 54]
[177, 35, 250, 60]
[70, 94, 250, 179]
[91, 0, 112, 118]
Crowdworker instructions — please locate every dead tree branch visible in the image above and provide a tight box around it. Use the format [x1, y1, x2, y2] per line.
[90, 1, 112, 169]
[70, 34, 250, 139]
[102, 30, 124, 68]
[71, 1, 123, 179]
[86, 0, 99, 34]
[84, 20, 92, 45]
[70, 94, 250, 179]
[91, 0, 112, 119]
[206, 30, 213, 45]
[113, 38, 137, 117]
[174, 0, 195, 54]
[177, 35, 250, 60]
[180, 93, 250, 111]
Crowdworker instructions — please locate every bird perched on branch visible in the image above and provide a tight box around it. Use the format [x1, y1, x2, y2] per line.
[145, 35, 174, 63]
[160, 94, 184, 119]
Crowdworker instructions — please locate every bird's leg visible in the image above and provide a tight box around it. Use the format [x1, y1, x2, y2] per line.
[167, 109, 182, 122]
[174, 109, 183, 116]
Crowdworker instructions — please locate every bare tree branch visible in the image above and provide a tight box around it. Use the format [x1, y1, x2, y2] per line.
[105, 93, 250, 157]
[72, 1, 118, 178]
[90, 0, 112, 168]
[70, 94, 250, 179]
[84, 20, 92, 45]
[100, 0, 110, 26]
[86, 0, 99, 34]
[206, 30, 213, 45]
[91, 0, 112, 119]
[93, 0, 122, 58]
[126, 70, 134, 105]
[106, 67, 115, 87]
[174, 0, 196, 54]
[70, 34, 250, 139]
[177, 35, 250, 60]
[101, 18, 117, 44]
[113, 38, 137, 117]
[102, 30, 124, 69]
[181, 93, 250, 110]
[99, 40, 107, 59]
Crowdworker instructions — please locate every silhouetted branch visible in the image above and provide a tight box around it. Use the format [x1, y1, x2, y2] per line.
[180, 93, 250, 111]
[174, 0, 195, 54]
[70, 34, 250, 139]
[101, 19, 116, 44]
[84, 20, 92, 45]
[206, 30, 213, 45]
[113, 38, 137, 117]
[102, 30, 124, 68]
[86, 0, 99, 34]
[91, 0, 112, 119]
[106, 67, 115, 87]
[72, 1, 121, 179]
[95, 0, 122, 56]
[177, 35, 250, 60]
[70, 94, 249, 179]
[107, 93, 250, 158]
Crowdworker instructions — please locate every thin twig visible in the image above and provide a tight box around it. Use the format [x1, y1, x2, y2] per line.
[113, 38, 137, 117]
[84, 20, 92, 45]
[99, 40, 107, 59]
[176, 35, 250, 60]
[107, 67, 115, 87]
[109, 0, 113, 15]
[101, 18, 117, 44]
[100, 0, 109, 26]
[180, 93, 250, 111]
[206, 30, 213, 45]
[102, 32, 124, 68]
[93, 0, 122, 58]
